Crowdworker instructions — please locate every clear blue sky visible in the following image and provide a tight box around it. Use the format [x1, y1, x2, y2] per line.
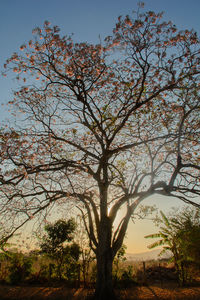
[0, 0, 199, 253]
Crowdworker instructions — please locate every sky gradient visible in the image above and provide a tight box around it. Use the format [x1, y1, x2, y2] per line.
[0, 0, 199, 253]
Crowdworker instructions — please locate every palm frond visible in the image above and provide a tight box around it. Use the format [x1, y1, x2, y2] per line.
[147, 239, 166, 249]
[144, 233, 162, 239]
[159, 246, 172, 257]
[160, 211, 171, 228]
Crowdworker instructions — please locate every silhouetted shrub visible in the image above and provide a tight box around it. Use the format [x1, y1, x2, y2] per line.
[8, 252, 33, 284]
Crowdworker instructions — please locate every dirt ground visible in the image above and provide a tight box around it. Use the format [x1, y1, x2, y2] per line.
[1, 283, 200, 300]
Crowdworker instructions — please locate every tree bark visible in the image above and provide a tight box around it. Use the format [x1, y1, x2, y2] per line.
[94, 249, 118, 300]
[93, 216, 119, 300]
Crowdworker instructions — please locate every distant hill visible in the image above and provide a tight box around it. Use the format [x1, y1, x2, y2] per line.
[125, 249, 171, 261]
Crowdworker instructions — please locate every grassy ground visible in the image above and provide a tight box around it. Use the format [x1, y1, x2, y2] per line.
[1, 283, 200, 300]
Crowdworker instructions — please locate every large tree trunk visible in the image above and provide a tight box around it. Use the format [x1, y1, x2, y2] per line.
[93, 217, 119, 300]
[94, 249, 118, 300]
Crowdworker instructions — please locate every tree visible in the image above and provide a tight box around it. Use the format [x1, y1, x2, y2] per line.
[176, 212, 200, 285]
[145, 207, 200, 285]
[175, 209, 200, 265]
[145, 211, 181, 280]
[0, 4, 200, 299]
[39, 219, 80, 280]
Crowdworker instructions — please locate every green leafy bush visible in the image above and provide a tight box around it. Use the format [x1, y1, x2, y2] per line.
[8, 252, 33, 284]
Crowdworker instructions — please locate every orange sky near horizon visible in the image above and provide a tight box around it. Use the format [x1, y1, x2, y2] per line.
[13, 194, 193, 255]
[123, 194, 189, 254]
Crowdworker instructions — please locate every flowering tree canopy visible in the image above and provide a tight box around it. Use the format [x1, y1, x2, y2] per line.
[0, 6, 200, 299]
